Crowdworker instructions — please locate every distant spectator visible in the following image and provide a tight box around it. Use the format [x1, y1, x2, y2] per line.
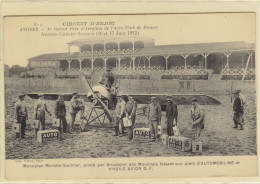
[233, 90, 245, 130]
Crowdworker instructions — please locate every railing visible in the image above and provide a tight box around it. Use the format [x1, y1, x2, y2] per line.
[222, 68, 255, 75]
[56, 68, 93, 76]
[80, 49, 139, 56]
[163, 66, 207, 75]
[221, 68, 255, 80]
[27, 65, 208, 79]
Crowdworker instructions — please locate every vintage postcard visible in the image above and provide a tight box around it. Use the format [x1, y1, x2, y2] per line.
[2, 12, 257, 180]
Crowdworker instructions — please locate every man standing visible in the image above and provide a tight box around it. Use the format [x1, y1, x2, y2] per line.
[34, 94, 52, 135]
[54, 94, 67, 133]
[166, 95, 178, 136]
[237, 89, 246, 125]
[125, 95, 137, 140]
[233, 91, 244, 130]
[70, 92, 85, 132]
[14, 94, 28, 139]
[147, 97, 161, 142]
[191, 98, 205, 141]
[114, 96, 126, 137]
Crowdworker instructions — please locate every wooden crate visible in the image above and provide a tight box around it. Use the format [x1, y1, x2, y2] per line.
[192, 141, 203, 153]
[162, 134, 169, 146]
[52, 118, 60, 128]
[133, 128, 151, 139]
[12, 123, 21, 133]
[31, 120, 40, 129]
[37, 130, 60, 143]
[158, 125, 162, 135]
[168, 136, 191, 151]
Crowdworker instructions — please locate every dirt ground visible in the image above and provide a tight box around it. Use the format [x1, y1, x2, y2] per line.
[5, 78, 257, 159]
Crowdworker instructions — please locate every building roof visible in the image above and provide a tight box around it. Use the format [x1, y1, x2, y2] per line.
[28, 41, 255, 61]
[142, 41, 254, 54]
[68, 36, 155, 46]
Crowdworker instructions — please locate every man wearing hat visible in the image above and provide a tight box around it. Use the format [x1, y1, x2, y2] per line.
[114, 95, 127, 136]
[147, 96, 161, 141]
[100, 69, 117, 93]
[166, 95, 178, 136]
[125, 95, 137, 140]
[54, 94, 67, 133]
[34, 94, 52, 135]
[14, 93, 28, 139]
[70, 92, 85, 132]
[191, 98, 205, 141]
[233, 90, 244, 130]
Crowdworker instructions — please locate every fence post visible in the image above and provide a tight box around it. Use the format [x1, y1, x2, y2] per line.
[140, 80, 143, 93]
[128, 79, 130, 93]
[192, 80, 195, 92]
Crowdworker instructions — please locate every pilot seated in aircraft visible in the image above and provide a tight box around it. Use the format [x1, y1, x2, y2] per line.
[99, 69, 117, 92]
[99, 69, 118, 110]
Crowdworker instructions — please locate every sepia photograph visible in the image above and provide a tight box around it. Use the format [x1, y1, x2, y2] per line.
[2, 12, 257, 179]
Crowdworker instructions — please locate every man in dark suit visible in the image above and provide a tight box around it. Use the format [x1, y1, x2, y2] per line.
[54, 94, 67, 133]
[166, 95, 178, 136]
[233, 90, 244, 130]
[14, 93, 28, 139]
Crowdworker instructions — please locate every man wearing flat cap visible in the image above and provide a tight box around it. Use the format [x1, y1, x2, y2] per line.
[14, 93, 28, 139]
[54, 94, 67, 133]
[114, 95, 127, 136]
[147, 96, 161, 141]
[70, 92, 85, 132]
[125, 95, 137, 140]
[233, 90, 245, 130]
[166, 95, 178, 136]
[34, 94, 52, 135]
[191, 98, 205, 141]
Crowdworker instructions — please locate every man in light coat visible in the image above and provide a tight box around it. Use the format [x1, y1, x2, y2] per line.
[34, 94, 52, 135]
[125, 95, 137, 140]
[114, 96, 126, 137]
[147, 96, 161, 142]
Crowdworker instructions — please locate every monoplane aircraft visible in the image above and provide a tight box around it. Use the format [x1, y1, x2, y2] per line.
[27, 73, 221, 131]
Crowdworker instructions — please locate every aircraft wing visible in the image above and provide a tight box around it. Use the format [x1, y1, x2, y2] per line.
[27, 93, 221, 105]
[120, 94, 221, 105]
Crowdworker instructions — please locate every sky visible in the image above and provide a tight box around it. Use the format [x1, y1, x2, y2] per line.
[4, 13, 255, 67]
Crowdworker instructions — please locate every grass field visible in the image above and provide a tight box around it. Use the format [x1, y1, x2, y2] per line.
[4, 77, 257, 159]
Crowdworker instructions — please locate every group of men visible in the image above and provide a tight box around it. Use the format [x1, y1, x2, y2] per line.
[112, 94, 205, 142]
[14, 88, 245, 141]
[14, 92, 85, 139]
[113, 95, 137, 140]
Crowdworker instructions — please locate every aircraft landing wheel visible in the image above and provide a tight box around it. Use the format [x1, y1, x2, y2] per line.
[80, 118, 88, 132]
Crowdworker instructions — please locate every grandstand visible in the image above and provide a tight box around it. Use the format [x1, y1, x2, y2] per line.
[26, 37, 255, 80]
